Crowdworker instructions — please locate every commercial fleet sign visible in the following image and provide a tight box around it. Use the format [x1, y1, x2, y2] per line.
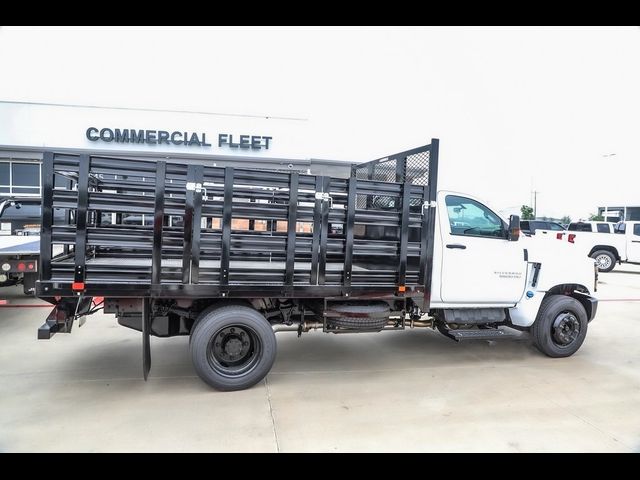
[0, 102, 308, 159]
[86, 127, 273, 150]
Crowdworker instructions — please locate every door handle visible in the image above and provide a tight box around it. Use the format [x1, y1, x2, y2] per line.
[446, 244, 467, 249]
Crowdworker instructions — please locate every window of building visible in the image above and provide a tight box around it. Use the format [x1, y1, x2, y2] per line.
[0, 160, 41, 196]
[0, 163, 9, 193]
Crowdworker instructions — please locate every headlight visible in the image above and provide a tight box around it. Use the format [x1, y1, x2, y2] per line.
[1, 263, 10, 272]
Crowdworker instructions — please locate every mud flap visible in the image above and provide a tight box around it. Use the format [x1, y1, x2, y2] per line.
[142, 298, 151, 381]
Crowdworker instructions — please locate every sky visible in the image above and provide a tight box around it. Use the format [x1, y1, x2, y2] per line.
[0, 26, 638, 221]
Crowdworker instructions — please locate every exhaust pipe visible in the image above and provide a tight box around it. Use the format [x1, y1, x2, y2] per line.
[272, 321, 324, 333]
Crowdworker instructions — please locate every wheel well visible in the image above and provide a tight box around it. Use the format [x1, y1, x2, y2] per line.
[187, 299, 257, 333]
[544, 284, 593, 321]
[589, 245, 619, 260]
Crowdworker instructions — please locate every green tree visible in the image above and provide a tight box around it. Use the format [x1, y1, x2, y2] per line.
[520, 205, 534, 220]
[589, 213, 604, 221]
[560, 215, 571, 224]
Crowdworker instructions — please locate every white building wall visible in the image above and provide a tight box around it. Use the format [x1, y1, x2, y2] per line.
[0, 101, 311, 160]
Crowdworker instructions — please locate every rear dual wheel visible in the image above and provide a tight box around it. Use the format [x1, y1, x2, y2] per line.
[190, 305, 277, 391]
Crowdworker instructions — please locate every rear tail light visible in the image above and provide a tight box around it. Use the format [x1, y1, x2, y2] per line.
[556, 233, 563, 240]
[568, 234, 576, 243]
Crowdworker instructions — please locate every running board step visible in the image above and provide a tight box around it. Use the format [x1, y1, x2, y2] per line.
[447, 329, 515, 342]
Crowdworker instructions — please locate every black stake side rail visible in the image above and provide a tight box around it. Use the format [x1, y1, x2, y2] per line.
[37, 141, 438, 307]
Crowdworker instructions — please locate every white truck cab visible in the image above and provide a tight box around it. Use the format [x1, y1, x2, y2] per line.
[429, 190, 597, 356]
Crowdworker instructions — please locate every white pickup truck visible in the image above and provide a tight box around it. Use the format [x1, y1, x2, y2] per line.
[547, 221, 640, 272]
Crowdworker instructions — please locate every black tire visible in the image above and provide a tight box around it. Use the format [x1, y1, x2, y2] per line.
[591, 249, 616, 272]
[190, 305, 277, 391]
[531, 295, 588, 358]
[328, 301, 390, 330]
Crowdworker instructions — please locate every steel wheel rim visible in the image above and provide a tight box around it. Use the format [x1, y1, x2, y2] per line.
[207, 325, 262, 378]
[595, 254, 612, 270]
[551, 311, 581, 347]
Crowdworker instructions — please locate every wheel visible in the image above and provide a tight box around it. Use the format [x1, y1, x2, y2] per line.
[531, 295, 588, 358]
[590, 250, 616, 272]
[190, 305, 277, 391]
[327, 301, 390, 330]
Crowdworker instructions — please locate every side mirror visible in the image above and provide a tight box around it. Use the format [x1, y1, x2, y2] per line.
[507, 215, 520, 241]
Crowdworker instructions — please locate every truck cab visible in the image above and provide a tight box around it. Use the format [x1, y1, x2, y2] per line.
[431, 191, 595, 309]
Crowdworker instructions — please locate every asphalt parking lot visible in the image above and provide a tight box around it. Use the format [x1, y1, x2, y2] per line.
[1, 266, 639, 452]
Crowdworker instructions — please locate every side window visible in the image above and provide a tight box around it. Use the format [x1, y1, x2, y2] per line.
[548, 223, 565, 231]
[615, 223, 626, 234]
[634, 224, 640, 236]
[571, 223, 591, 232]
[445, 195, 505, 238]
[596, 223, 610, 233]
[531, 221, 544, 232]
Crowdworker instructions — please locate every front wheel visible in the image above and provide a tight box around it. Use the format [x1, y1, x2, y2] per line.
[190, 305, 277, 391]
[531, 295, 588, 358]
[591, 250, 616, 272]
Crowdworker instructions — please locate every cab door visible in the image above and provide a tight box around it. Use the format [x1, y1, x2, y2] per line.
[439, 193, 527, 303]
[628, 223, 640, 262]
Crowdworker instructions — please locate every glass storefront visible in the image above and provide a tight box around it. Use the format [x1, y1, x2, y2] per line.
[0, 159, 41, 196]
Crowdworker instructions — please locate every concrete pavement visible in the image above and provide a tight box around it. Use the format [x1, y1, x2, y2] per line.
[1, 265, 640, 452]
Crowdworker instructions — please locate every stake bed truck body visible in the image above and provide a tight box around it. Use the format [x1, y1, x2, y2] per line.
[36, 140, 598, 391]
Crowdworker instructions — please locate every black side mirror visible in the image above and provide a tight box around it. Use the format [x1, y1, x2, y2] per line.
[507, 215, 520, 241]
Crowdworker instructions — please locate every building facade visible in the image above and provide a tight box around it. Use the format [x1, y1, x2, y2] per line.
[0, 100, 352, 201]
[0, 100, 357, 231]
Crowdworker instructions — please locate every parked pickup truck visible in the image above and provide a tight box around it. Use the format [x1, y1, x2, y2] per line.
[546, 221, 640, 272]
[0, 197, 42, 293]
[35, 141, 598, 391]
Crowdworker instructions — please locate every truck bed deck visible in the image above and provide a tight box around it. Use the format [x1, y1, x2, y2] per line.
[0, 238, 40, 255]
